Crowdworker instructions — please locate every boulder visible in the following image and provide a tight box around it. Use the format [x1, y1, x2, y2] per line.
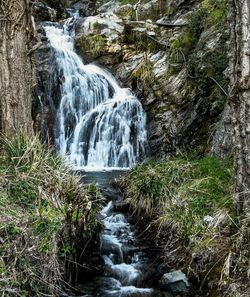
[160, 270, 189, 295]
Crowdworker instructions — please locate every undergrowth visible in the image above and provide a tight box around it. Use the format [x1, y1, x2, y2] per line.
[0, 135, 101, 296]
[120, 155, 250, 295]
[121, 156, 234, 239]
[131, 56, 155, 91]
[75, 34, 107, 58]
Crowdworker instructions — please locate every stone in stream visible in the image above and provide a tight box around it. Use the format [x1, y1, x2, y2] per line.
[113, 200, 130, 213]
[160, 270, 189, 295]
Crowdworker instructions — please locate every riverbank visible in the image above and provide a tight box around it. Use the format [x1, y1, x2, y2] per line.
[0, 135, 102, 296]
[1, 136, 249, 296]
[119, 156, 250, 296]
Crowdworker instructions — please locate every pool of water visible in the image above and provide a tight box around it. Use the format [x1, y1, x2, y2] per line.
[78, 170, 128, 186]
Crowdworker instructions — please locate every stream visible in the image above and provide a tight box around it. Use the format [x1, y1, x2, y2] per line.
[43, 14, 169, 297]
[80, 171, 164, 297]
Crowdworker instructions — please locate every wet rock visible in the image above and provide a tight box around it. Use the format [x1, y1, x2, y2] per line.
[113, 200, 130, 213]
[33, 37, 60, 143]
[101, 234, 123, 261]
[33, 2, 57, 22]
[70, 0, 90, 17]
[101, 186, 122, 201]
[160, 271, 189, 295]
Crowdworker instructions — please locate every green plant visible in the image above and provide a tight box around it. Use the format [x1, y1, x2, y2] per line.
[120, 155, 234, 241]
[131, 56, 155, 90]
[75, 34, 107, 57]
[0, 134, 101, 295]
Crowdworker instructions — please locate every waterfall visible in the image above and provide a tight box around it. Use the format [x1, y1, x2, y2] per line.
[44, 21, 147, 171]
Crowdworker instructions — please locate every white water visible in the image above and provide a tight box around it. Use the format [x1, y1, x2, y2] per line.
[100, 200, 157, 296]
[44, 21, 147, 170]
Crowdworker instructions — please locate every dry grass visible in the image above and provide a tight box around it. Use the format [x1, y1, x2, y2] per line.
[0, 134, 101, 296]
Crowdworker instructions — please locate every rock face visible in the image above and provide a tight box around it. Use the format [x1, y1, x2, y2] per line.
[33, 0, 231, 157]
[33, 26, 61, 144]
[73, 0, 230, 157]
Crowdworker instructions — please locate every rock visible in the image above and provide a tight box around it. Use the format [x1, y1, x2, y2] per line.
[210, 104, 233, 158]
[100, 186, 122, 201]
[113, 200, 130, 213]
[75, 13, 124, 41]
[33, 2, 57, 22]
[70, 0, 90, 17]
[33, 30, 61, 143]
[160, 270, 189, 295]
[97, 0, 120, 14]
[203, 215, 214, 226]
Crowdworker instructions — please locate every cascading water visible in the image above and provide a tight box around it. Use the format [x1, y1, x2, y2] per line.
[43, 17, 163, 297]
[77, 183, 163, 297]
[44, 20, 147, 171]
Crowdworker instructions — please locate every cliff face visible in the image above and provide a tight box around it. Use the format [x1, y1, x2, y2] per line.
[33, 0, 232, 157]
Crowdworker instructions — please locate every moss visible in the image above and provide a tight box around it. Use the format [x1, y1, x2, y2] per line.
[120, 0, 135, 4]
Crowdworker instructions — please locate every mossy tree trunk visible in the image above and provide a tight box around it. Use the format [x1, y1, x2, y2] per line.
[0, 0, 35, 137]
[229, 0, 250, 213]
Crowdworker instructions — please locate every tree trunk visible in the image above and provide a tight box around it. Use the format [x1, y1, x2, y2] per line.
[0, 0, 35, 137]
[229, 0, 250, 213]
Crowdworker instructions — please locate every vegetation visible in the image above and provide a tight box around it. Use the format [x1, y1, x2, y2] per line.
[0, 135, 101, 296]
[121, 156, 234, 238]
[120, 156, 250, 295]
[168, 0, 228, 84]
[131, 56, 155, 91]
[75, 34, 107, 58]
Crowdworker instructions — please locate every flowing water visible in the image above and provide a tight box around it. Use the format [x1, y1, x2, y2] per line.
[44, 17, 163, 297]
[44, 20, 147, 171]
[78, 175, 163, 297]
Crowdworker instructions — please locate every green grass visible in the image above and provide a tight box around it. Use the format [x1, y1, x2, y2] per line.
[120, 155, 234, 241]
[0, 134, 101, 295]
[131, 57, 155, 91]
[119, 155, 249, 294]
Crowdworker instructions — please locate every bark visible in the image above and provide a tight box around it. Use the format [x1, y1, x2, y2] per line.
[0, 0, 35, 137]
[229, 0, 250, 213]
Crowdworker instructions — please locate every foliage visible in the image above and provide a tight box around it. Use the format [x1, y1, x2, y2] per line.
[0, 134, 101, 296]
[120, 0, 135, 4]
[120, 154, 250, 295]
[125, 29, 161, 52]
[166, 0, 229, 137]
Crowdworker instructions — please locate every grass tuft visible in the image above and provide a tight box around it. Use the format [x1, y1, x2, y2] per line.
[0, 134, 101, 296]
